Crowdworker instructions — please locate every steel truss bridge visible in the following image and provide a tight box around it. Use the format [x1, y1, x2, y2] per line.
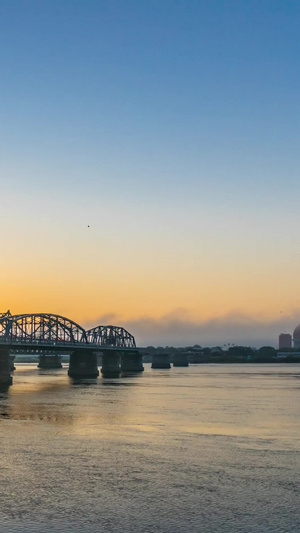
[0, 311, 136, 352]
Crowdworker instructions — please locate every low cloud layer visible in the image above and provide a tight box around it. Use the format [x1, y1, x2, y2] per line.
[84, 309, 300, 348]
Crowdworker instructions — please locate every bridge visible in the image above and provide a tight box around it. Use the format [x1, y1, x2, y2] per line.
[0, 311, 143, 385]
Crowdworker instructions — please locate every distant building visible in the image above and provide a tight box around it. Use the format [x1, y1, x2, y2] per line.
[279, 333, 292, 349]
[277, 351, 300, 359]
[293, 325, 300, 349]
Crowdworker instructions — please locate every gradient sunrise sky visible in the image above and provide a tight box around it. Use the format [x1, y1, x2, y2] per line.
[1, 0, 300, 346]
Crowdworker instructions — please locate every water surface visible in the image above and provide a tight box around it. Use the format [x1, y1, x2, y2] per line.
[0, 363, 299, 532]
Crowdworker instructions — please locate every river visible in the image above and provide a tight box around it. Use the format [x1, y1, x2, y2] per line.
[0, 363, 299, 532]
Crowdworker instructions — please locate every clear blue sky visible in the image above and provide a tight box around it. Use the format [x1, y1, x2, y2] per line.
[1, 0, 299, 346]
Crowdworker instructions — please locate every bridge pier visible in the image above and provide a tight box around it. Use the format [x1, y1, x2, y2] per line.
[68, 350, 99, 379]
[0, 348, 13, 386]
[173, 352, 189, 367]
[151, 353, 171, 369]
[101, 351, 121, 378]
[121, 350, 144, 374]
[9, 355, 16, 371]
[38, 354, 63, 369]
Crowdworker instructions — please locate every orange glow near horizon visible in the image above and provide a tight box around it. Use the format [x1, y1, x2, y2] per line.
[2, 190, 300, 338]
[2, 252, 300, 328]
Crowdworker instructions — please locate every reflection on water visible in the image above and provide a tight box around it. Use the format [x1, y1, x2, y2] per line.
[0, 363, 299, 532]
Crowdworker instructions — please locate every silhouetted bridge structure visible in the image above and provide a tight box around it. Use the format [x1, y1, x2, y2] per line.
[0, 311, 143, 385]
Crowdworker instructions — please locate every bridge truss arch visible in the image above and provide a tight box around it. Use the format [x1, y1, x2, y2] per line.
[86, 325, 136, 348]
[0, 313, 88, 345]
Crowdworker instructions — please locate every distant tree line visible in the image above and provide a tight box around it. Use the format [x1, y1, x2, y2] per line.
[140, 345, 300, 364]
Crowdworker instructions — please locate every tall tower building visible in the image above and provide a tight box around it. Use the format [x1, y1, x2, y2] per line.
[279, 333, 292, 349]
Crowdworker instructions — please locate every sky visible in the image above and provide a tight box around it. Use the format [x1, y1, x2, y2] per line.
[1, 0, 300, 347]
